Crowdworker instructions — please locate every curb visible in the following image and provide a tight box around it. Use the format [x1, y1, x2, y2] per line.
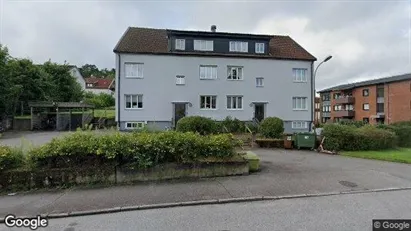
[1, 186, 411, 223]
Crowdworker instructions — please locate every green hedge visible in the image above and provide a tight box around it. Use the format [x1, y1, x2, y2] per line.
[377, 124, 411, 148]
[260, 117, 284, 138]
[322, 124, 397, 151]
[176, 116, 217, 135]
[28, 131, 241, 169]
[0, 146, 24, 171]
[221, 116, 246, 133]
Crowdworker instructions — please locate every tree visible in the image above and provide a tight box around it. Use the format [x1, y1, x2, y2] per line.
[79, 64, 99, 78]
[41, 61, 84, 102]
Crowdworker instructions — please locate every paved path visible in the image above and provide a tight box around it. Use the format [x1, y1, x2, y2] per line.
[7, 189, 409, 231]
[1, 149, 411, 218]
[0, 131, 68, 147]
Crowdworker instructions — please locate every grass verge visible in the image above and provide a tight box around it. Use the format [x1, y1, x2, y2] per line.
[342, 148, 411, 164]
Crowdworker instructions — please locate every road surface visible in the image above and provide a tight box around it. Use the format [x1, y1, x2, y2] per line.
[2, 189, 411, 231]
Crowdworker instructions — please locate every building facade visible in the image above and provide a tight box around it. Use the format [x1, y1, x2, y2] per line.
[114, 26, 317, 132]
[319, 74, 411, 124]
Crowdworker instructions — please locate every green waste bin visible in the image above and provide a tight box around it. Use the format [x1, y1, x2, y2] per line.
[294, 132, 316, 150]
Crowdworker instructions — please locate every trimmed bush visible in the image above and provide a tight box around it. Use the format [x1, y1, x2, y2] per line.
[28, 131, 241, 169]
[176, 116, 217, 135]
[322, 124, 397, 151]
[0, 145, 24, 171]
[260, 117, 284, 138]
[255, 138, 284, 148]
[378, 124, 411, 148]
[221, 116, 245, 133]
[339, 120, 368, 128]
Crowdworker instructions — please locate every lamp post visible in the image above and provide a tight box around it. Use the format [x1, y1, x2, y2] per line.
[313, 55, 332, 129]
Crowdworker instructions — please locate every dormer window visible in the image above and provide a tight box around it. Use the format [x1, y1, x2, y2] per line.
[194, 40, 213, 51]
[175, 39, 185, 50]
[255, 43, 265, 53]
[229, 41, 248, 52]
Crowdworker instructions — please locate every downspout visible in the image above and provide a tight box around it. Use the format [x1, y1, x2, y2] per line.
[311, 61, 314, 131]
[117, 54, 121, 129]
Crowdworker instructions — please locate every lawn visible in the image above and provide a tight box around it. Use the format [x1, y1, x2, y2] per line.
[342, 148, 411, 164]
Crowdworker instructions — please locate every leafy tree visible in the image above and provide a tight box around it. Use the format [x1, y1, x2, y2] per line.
[79, 64, 115, 79]
[83, 92, 115, 108]
[41, 61, 84, 102]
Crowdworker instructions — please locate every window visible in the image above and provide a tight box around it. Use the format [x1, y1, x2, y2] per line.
[125, 63, 143, 78]
[293, 68, 307, 82]
[363, 103, 370, 110]
[199, 65, 217, 79]
[292, 97, 308, 110]
[176, 75, 185, 85]
[125, 122, 144, 130]
[227, 96, 243, 109]
[322, 94, 330, 101]
[256, 77, 264, 87]
[363, 89, 369, 96]
[175, 39, 185, 50]
[334, 105, 342, 111]
[229, 41, 248, 52]
[363, 118, 369, 123]
[322, 106, 331, 112]
[377, 103, 384, 113]
[194, 40, 213, 51]
[87, 83, 93, 87]
[345, 104, 354, 111]
[292, 121, 308, 129]
[377, 86, 384, 97]
[255, 43, 265, 53]
[227, 66, 243, 80]
[125, 94, 143, 109]
[333, 93, 341, 99]
[200, 95, 217, 109]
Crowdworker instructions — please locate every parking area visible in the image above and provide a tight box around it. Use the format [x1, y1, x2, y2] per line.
[0, 131, 69, 147]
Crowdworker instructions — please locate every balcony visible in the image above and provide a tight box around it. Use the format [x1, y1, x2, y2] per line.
[334, 110, 355, 117]
[334, 96, 355, 104]
[322, 112, 331, 118]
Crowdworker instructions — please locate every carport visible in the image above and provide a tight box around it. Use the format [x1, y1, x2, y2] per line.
[28, 102, 95, 131]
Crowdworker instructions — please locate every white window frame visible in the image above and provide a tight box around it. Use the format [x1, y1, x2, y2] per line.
[176, 75, 185, 85]
[199, 65, 217, 79]
[229, 41, 248, 52]
[125, 122, 145, 130]
[226, 96, 243, 110]
[194, 40, 213, 51]
[363, 103, 370, 110]
[125, 94, 143, 109]
[200, 95, 217, 110]
[255, 43, 265, 53]
[227, 66, 243, 80]
[293, 68, 307, 82]
[292, 97, 308, 110]
[292, 121, 308, 129]
[175, 39, 185, 50]
[256, 77, 264, 87]
[125, 63, 143, 78]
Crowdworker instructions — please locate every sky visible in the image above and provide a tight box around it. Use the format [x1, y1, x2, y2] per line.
[0, 0, 410, 90]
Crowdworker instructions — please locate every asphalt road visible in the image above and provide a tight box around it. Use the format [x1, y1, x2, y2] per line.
[2, 189, 410, 231]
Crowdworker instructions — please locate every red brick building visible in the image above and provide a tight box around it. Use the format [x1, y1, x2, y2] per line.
[318, 73, 411, 125]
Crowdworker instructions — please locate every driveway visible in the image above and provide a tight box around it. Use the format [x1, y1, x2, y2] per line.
[0, 131, 68, 147]
[1, 148, 410, 217]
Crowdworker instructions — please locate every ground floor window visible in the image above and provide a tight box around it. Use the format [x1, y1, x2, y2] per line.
[227, 96, 243, 109]
[125, 94, 143, 109]
[200, 95, 217, 109]
[292, 121, 308, 129]
[125, 122, 144, 130]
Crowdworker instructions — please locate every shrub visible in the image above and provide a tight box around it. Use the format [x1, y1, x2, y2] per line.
[83, 92, 115, 109]
[322, 124, 397, 151]
[221, 116, 245, 133]
[28, 131, 240, 169]
[339, 120, 367, 128]
[176, 116, 217, 135]
[260, 117, 284, 138]
[255, 138, 284, 148]
[379, 124, 411, 148]
[0, 145, 24, 171]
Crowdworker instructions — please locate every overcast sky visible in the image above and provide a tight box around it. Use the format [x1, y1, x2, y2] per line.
[0, 0, 410, 90]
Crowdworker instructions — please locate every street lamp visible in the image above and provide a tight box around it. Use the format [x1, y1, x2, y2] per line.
[312, 55, 332, 129]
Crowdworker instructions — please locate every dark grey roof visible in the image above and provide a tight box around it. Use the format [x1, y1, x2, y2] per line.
[318, 73, 411, 93]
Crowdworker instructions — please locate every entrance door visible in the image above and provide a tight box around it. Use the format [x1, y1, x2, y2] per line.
[254, 104, 265, 122]
[174, 103, 186, 127]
